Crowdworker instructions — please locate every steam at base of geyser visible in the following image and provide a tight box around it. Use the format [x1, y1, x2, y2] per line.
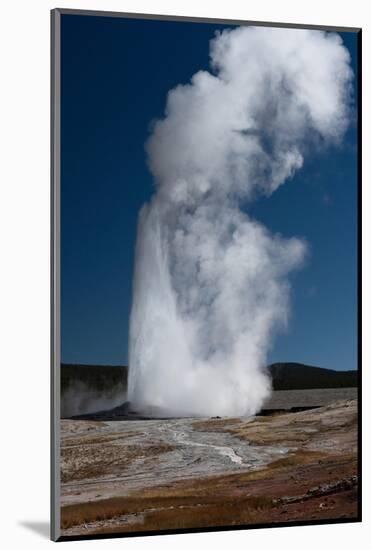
[128, 26, 353, 417]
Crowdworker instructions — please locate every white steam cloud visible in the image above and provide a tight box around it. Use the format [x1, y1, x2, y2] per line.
[128, 26, 353, 417]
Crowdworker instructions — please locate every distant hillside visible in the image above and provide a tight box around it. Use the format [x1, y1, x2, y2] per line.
[268, 363, 358, 391]
[61, 364, 128, 418]
[60, 362, 357, 418]
[61, 362, 357, 394]
[61, 364, 128, 394]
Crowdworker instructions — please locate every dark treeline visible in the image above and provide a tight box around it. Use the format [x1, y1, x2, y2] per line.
[61, 362, 357, 395]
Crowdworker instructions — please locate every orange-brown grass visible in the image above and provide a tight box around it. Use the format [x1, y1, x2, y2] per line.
[61, 494, 275, 531]
[95, 497, 275, 534]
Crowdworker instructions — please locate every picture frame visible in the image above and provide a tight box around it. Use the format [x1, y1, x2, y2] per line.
[51, 8, 362, 542]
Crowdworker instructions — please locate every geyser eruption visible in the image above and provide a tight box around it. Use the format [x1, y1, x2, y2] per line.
[128, 26, 353, 417]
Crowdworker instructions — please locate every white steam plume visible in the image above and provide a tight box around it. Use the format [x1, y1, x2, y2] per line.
[128, 26, 353, 417]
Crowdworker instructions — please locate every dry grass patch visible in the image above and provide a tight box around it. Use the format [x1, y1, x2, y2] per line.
[61, 443, 174, 483]
[266, 450, 325, 470]
[201, 403, 358, 449]
[61, 494, 275, 531]
[63, 432, 139, 448]
[225, 421, 319, 446]
[192, 418, 243, 431]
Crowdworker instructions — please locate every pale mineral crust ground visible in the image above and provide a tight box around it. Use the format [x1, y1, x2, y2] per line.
[60, 399, 358, 536]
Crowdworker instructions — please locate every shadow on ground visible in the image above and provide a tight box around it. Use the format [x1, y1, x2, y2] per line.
[19, 521, 49, 539]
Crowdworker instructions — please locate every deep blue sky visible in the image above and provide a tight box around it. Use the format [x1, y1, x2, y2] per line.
[60, 14, 358, 371]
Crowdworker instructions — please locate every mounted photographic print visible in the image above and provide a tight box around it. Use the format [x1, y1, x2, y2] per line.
[51, 8, 361, 541]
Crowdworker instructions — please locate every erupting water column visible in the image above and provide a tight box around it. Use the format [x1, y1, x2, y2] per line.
[128, 26, 352, 417]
